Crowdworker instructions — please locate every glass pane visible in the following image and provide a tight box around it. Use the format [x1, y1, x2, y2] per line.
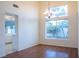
[44, 5, 68, 19]
[5, 15, 16, 36]
[45, 20, 68, 39]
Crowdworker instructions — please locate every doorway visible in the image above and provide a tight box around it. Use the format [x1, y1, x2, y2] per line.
[5, 13, 18, 55]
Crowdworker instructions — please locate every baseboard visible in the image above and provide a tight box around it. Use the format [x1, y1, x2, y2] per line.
[17, 43, 39, 52]
[38, 44, 78, 49]
[0, 54, 6, 58]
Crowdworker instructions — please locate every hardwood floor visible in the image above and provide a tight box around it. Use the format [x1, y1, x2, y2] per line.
[5, 44, 78, 58]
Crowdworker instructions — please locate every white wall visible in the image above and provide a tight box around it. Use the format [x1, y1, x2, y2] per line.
[16, 2, 39, 51]
[0, 6, 6, 57]
[0, 1, 39, 57]
[39, 1, 78, 48]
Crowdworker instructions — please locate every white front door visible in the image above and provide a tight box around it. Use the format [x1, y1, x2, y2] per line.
[5, 13, 18, 55]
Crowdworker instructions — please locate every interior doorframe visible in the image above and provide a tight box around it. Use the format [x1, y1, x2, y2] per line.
[4, 12, 18, 55]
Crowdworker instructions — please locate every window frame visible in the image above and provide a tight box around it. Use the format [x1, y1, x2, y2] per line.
[44, 5, 69, 40]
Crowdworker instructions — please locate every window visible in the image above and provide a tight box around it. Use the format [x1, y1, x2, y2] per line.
[5, 15, 16, 36]
[45, 20, 69, 39]
[44, 5, 69, 39]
